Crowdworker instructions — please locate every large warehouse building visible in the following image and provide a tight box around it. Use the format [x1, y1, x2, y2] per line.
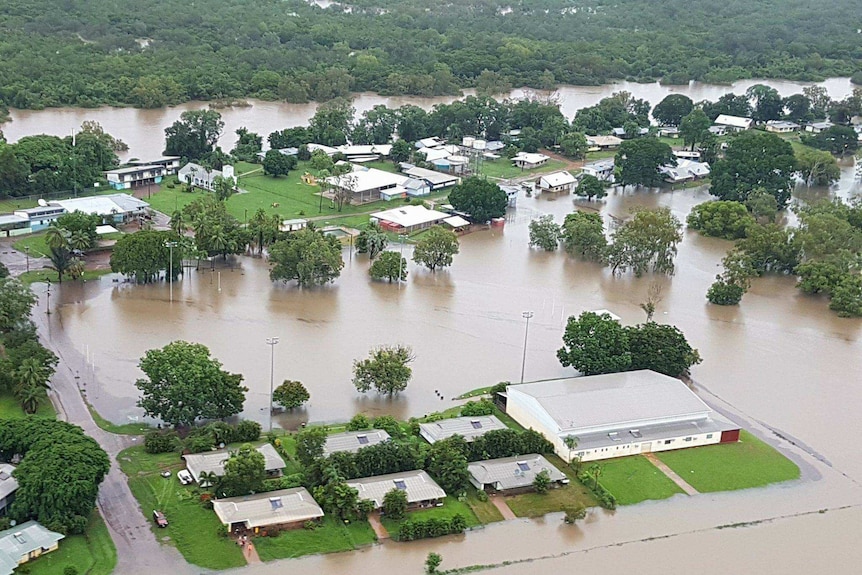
[504, 370, 739, 463]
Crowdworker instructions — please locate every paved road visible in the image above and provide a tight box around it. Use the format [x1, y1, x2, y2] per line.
[0, 237, 49, 274]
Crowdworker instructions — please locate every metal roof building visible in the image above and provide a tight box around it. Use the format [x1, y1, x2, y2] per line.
[183, 444, 286, 483]
[0, 521, 64, 575]
[468, 454, 568, 492]
[0, 465, 17, 516]
[322, 430, 391, 456]
[347, 470, 446, 509]
[713, 114, 753, 130]
[504, 370, 739, 462]
[370, 204, 449, 233]
[419, 415, 507, 444]
[212, 488, 324, 530]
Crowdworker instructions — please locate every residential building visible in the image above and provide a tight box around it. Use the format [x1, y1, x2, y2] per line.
[660, 159, 711, 183]
[673, 150, 701, 160]
[419, 415, 507, 444]
[402, 166, 460, 190]
[581, 159, 615, 182]
[370, 205, 449, 234]
[322, 430, 391, 457]
[713, 114, 753, 131]
[805, 121, 834, 134]
[279, 219, 308, 233]
[182, 444, 286, 484]
[658, 127, 680, 138]
[468, 454, 568, 493]
[499, 184, 520, 207]
[765, 120, 800, 133]
[336, 144, 392, 162]
[256, 148, 299, 161]
[0, 214, 30, 238]
[415, 137, 445, 149]
[326, 164, 410, 203]
[586, 135, 622, 151]
[347, 470, 446, 510]
[512, 152, 549, 169]
[612, 127, 649, 138]
[12, 205, 65, 232]
[49, 194, 150, 223]
[307, 143, 338, 156]
[503, 370, 740, 463]
[0, 465, 17, 516]
[178, 163, 235, 191]
[129, 156, 182, 175]
[0, 521, 64, 575]
[537, 171, 576, 194]
[104, 165, 165, 190]
[708, 125, 727, 136]
[212, 488, 324, 532]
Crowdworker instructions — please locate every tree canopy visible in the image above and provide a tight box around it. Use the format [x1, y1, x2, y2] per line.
[709, 131, 796, 206]
[352, 345, 414, 396]
[412, 226, 460, 272]
[615, 138, 675, 188]
[268, 228, 344, 287]
[447, 177, 508, 224]
[273, 380, 310, 410]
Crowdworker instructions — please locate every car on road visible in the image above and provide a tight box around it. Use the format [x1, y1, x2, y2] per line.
[177, 469, 194, 485]
[153, 510, 168, 528]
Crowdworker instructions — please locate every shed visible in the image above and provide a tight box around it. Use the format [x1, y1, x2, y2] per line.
[537, 171, 576, 194]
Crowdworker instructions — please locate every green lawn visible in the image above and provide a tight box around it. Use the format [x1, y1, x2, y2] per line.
[455, 386, 494, 400]
[0, 197, 39, 212]
[26, 512, 117, 575]
[118, 445, 246, 570]
[655, 431, 800, 492]
[17, 268, 113, 286]
[13, 233, 50, 258]
[504, 481, 597, 518]
[464, 489, 504, 524]
[254, 516, 376, 561]
[597, 455, 684, 505]
[585, 150, 617, 160]
[0, 390, 55, 419]
[381, 497, 481, 540]
[480, 158, 568, 180]
[88, 404, 152, 435]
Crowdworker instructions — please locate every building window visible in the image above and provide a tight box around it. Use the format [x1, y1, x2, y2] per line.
[517, 462, 530, 472]
[357, 435, 369, 445]
[684, 437, 693, 442]
[664, 440, 672, 445]
[706, 434, 713, 439]
[394, 480, 407, 490]
[471, 420, 483, 429]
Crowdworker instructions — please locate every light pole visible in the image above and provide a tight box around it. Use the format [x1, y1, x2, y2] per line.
[46, 280, 51, 315]
[24, 246, 29, 273]
[520, 311, 534, 384]
[398, 234, 407, 288]
[165, 241, 178, 303]
[266, 337, 280, 433]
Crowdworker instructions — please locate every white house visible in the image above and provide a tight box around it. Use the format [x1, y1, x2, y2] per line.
[512, 152, 550, 169]
[658, 127, 680, 138]
[765, 120, 800, 133]
[347, 470, 446, 510]
[468, 454, 568, 492]
[370, 205, 449, 234]
[586, 135, 623, 151]
[537, 171, 576, 194]
[212, 488, 323, 532]
[713, 114, 753, 131]
[182, 444, 286, 484]
[129, 156, 182, 175]
[336, 144, 392, 162]
[660, 159, 711, 183]
[104, 165, 165, 190]
[805, 121, 833, 134]
[419, 415, 507, 444]
[503, 370, 740, 463]
[49, 194, 150, 223]
[0, 521, 64, 574]
[0, 465, 17, 517]
[581, 159, 615, 182]
[322, 430, 391, 456]
[326, 164, 410, 203]
[178, 163, 235, 191]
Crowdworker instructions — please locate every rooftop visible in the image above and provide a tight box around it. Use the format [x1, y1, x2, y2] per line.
[0, 521, 64, 575]
[403, 166, 459, 186]
[371, 205, 449, 229]
[507, 370, 712, 434]
[0, 464, 17, 502]
[468, 454, 568, 491]
[183, 444, 286, 482]
[538, 171, 576, 188]
[713, 114, 753, 128]
[512, 152, 549, 165]
[326, 165, 409, 194]
[212, 488, 323, 529]
[347, 470, 446, 507]
[104, 164, 163, 175]
[586, 135, 623, 147]
[419, 415, 507, 443]
[573, 414, 738, 452]
[49, 194, 149, 216]
[322, 429, 391, 456]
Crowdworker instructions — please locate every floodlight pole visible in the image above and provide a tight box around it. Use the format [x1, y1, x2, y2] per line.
[266, 337, 280, 433]
[520, 311, 534, 384]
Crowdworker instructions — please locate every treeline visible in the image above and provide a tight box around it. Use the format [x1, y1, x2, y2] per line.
[0, 0, 859, 110]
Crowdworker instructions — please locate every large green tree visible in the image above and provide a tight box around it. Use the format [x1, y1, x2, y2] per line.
[426, 436, 470, 494]
[412, 226, 459, 271]
[295, 426, 328, 467]
[135, 341, 247, 427]
[262, 149, 297, 177]
[369, 251, 408, 282]
[110, 230, 182, 283]
[679, 109, 712, 152]
[652, 94, 694, 126]
[615, 138, 675, 188]
[528, 215, 561, 251]
[447, 177, 508, 224]
[557, 312, 631, 375]
[709, 131, 796, 206]
[686, 201, 755, 240]
[561, 211, 607, 261]
[273, 380, 310, 410]
[220, 444, 267, 497]
[626, 323, 702, 377]
[607, 208, 683, 276]
[0, 277, 37, 333]
[269, 228, 344, 287]
[163, 110, 224, 160]
[352, 345, 414, 396]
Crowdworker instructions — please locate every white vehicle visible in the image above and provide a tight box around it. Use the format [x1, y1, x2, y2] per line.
[177, 469, 194, 485]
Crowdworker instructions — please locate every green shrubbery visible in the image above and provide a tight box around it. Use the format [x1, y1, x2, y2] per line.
[397, 514, 467, 541]
[460, 399, 495, 417]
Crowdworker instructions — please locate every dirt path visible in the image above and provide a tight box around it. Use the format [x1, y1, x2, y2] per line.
[367, 512, 390, 540]
[492, 496, 518, 521]
[644, 453, 699, 496]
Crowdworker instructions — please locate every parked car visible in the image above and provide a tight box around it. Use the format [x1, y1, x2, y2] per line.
[153, 510, 168, 528]
[177, 469, 194, 485]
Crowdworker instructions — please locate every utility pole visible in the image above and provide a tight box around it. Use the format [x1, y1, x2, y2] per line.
[165, 241, 178, 303]
[266, 337, 280, 433]
[520, 311, 534, 384]
[46, 280, 52, 315]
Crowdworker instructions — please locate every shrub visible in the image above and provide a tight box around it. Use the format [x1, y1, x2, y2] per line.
[216, 524, 229, 538]
[707, 279, 745, 305]
[303, 520, 319, 531]
[144, 430, 179, 454]
[564, 504, 587, 524]
[346, 413, 372, 431]
[460, 399, 495, 417]
[382, 488, 408, 519]
[398, 514, 467, 541]
[371, 415, 403, 438]
[235, 420, 262, 442]
[184, 428, 215, 453]
[63, 567, 79, 575]
[476, 490, 489, 502]
[489, 381, 509, 395]
[577, 471, 617, 510]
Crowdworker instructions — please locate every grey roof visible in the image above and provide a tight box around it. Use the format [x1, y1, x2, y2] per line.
[0, 214, 28, 227]
[103, 193, 150, 212]
[0, 464, 17, 503]
[322, 430, 391, 456]
[507, 370, 711, 434]
[0, 521, 64, 575]
[419, 415, 507, 443]
[183, 444, 285, 483]
[130, 156, 180, 165]
[468, 454, 568, 491]
[347, 470, 446, 508]
[572, 414, 738, 452]
[213, 487, 323, 529]
[403, 166, 459, 186]
[104, 164, 162, 175]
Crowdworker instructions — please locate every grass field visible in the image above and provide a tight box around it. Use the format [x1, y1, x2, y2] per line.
[597, 455, 684, 505]
[254, 517, 376, 561]
[464, 489, 505, 524]
[0, 390, 55, 419]
[88, 404, 152, 435]
[504, 481, 596, 518]
[18, 268, 113, 286]
[13, 233, 50, 258]
[480, 158, 568, 180]
[381, 497, 481, 540]
[656, 431, 800, 492]
[26, 512, 117, 575]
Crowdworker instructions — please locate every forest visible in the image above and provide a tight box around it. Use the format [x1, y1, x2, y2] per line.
[0, 0, 860, 111]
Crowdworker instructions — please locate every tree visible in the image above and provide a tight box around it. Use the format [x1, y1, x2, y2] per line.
[369, 251, 408, 282]
[247, 208, 280, 256]
[47, 245, 74, 283]
[356, 222, 389, 259]
[390, 139, 412, 163]
[0, 277, 37, 334]
[268, 228, 344, 287]
[557, 312, 631, 375]
[135, 341, 247, 427]
[559, 132, 588, 159]
[211, 175, 236, 201]
[795, 147, 840, 186]
[220, 444, 266, 497]
[639, 282, 664, 322]
[679, 109, 712, 151]
[607, 208, 683, 276]
[110, 230, 181, 283]
[528, 215, 561, 251]
[295, 426, 328, 467]
[426, 437, 470, 493]
[425, 552, 443, 574]
[382, 488, 408, 519]
[615, 138, 675, 188]
[230, 127, 263, 162]
[412, 226, 459, 272]
[561, 211, 607, 261]
[163, 110, 224, 160]
[801, 125, 859, 156]
[652, 94, 694, 126]
[829, 275, 862, 317]
[736, 224, 800, 274]
[262, 149, 297, 177]
[447, 177, 508, 224]
[533, 469, 551, 494]
[686, 201, 755, 239]
[564, 504, 587, 524]
[745, 189, 779, 223]
[352, 345, 414, 396]
[0, 262, 8, 279]
[747, 84, 783, 123]
[626, 323, 702, 377]
[309, 98, 355, 146]
[56, 211, 99, 248]
[707, 279, 746, 306]
[273, 380, 310, 409]
[574, 174, 606, 201]
[14, 357, 52, 414]
[312, 465, 366, 522]
[709, 131, 796, 206]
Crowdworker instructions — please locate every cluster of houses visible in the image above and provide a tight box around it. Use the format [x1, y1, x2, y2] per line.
[0, 193, 151, 238]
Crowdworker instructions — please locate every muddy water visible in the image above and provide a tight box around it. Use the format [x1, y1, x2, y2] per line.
[3, 78, 856, 160]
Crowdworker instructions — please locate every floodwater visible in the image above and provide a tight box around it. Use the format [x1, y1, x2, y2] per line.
[2, 78, 856, 160]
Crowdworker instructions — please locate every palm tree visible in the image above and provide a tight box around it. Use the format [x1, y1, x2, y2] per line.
[15, 358, 50, 414]
[170, 210, 186, 235]
[45, 224, 70, 250]
[16, 381, 45, 414]
[69, 230, 91, 252]
[47, 245, 73, 283]
[198, 471, 218, 490]
[564, 435, 581, 472]
[67, 258, 86, 280]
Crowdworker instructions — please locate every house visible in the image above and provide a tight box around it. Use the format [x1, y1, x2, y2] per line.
[708, 125, 727, 136]
[307, 143, 338, 156]
[0, 521, 64, 575]
[586, 135, 622, 151]
[212, 488, 324, 532]
[279, 219, 308, 232]
[660, 159, 711, 183]
[178, 163, 235, 191]
[498, 184, 520, 207]
[129, 156, 182, 175]
[765, 120, 800, 133]
[347, 470, 446, 510]
[104, 164, 165, 190]
[49, 194, 151, 223]
[0, 214, 30, 238]
[336, 144, 392, 162]
[612, 127, 649, 138]
[512, 152, 549, 169]
[402, 166, 460, 190]
[182, 444, 286, 484]
[415, 137, 445, 149]
[0, 465, 17, 516]
[326, 164, 410, 203]
[658, 127, 680, 138]
[673, 150, 701, 160]
[713, 114, 753, 132]
[12, 205, 65, 233]
[370, 205, 449, 234]
[503, 370, 740, 463]
[468, 454, 568, 493]
[485, 140, 506, 152]
[256, 148, 299, 161]
[419, 147, 450, 163]
[419, 415, 507, 444]
[581, 159, 615, 182]
[537, 171, 576, 194]
[322, 430, 391, 457]
[403, 178, 431, 197]
[805, 121, 833, 134]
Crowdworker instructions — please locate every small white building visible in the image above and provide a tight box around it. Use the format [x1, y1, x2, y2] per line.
[347, 470, 446, 510]
[336, 144, 392, 162]
[537, 171, 576, 194]
[504, 370, 740, 463]
[212, 488, 324, 532]
[765, 120, 800, 133]
[512, 152, 550, 169]
[403, 166, 460, 190]
[658, 127, 680, 138]
[660, 159, 711, 183]
[419, 415, 507, 444]
[415, 137, 445, 149]
[0, 464, 17, 516]
[581, 159, 615, 182]
[468, 454, 568, 492]
[182, 444, 286, 484]
[673, 150, 701, 160]
[322, 430, 391, 457]
[279, 219, 308, 233]
[713, 114, 753, 131]
[586, 135, 623, 151]
[326, 164, 410, 203]
[0, 521, 64, 574]
[370, 205, 449, 234]
[805, 121, 833, 134]
[178, 163, 235, 191]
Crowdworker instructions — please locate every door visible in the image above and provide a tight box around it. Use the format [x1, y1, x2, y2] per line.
[640, 442, 652, 453]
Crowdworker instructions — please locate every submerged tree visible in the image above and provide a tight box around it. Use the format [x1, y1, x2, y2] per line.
[352, 345, 415, 396]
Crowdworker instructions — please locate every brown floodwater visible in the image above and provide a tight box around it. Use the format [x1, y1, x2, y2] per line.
[2, 78, 856, 160]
